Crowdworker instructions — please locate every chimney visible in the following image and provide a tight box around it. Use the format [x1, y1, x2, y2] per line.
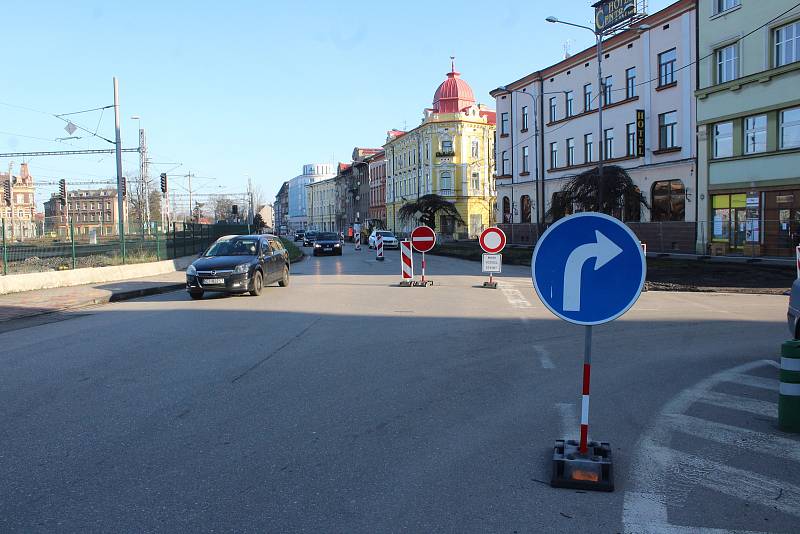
[20, 163, 30, 181]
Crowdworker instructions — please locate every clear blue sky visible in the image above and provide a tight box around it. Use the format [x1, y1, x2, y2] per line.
[3, 0, 673, 209]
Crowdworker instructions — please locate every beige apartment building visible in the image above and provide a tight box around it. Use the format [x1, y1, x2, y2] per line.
[44, 187, 128, 238]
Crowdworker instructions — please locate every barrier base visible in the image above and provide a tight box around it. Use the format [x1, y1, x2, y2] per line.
[412, 280, 434, 287]
[399, 280, 413, 287]
[550, 439, 614, 492]
[482, 281, 498, 289]
[376, 257, 385, 261]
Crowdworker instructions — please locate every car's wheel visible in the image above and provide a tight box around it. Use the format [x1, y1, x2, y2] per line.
[189, 290, 203, 300]
[250, 271, 263, 296]
[279, 265, 290, 287]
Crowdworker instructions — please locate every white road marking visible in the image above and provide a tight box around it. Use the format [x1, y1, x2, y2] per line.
[665, 413, 800, 463]
[498, 283, 534, 309]
[533, 345, 555, 369]
[726, 373, 779, 391]
[622, 360, 786, 534]
[697, 390, 778, 418]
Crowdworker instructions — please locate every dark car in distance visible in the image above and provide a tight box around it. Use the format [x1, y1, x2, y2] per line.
[186, 234, 290, 299]
[312, 232, 343, 256]
[293, 230, 305, 242]
[302, 231, 318, 247]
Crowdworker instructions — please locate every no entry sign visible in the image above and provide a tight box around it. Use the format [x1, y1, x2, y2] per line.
[411, 225, 436, 253]
[479, 227, 506, 254]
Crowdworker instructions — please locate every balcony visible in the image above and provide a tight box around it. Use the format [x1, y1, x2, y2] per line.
[435, 151, 455, 158]
[439, 188, 455, 197]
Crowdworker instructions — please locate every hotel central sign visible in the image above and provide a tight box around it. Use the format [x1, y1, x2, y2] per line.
[594, 0, 637, 33]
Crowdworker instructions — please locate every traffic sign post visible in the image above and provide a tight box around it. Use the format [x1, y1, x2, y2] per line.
[532, 212, 646, 492]
[376, 233, 384, 261]
[410, 225, 436, 287]
[479, 227, 506, 288]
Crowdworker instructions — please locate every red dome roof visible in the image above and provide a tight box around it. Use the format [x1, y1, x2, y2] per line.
[432, 61, 475, 114]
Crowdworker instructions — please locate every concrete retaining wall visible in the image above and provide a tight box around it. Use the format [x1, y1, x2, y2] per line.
[0, 255, 195, 295]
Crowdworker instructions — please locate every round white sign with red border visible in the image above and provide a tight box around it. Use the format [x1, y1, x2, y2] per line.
[479, 227, 506, 254]
[411, 225, 436, 253]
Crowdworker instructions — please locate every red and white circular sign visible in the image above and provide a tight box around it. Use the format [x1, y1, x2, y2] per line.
[479, 227, 506, 254]
[411, 225, 436, 253]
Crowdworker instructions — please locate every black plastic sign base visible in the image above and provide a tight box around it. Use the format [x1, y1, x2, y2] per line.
[482, 281, 498, 289]
[399, 280, 413, 287]
[551, 439, 614, 492]
[412, 280, 434, 287]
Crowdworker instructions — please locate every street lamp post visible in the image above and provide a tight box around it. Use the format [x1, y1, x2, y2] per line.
[546, 16, 650, 213]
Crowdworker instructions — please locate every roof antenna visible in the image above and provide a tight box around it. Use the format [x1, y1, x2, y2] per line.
[563, 40, 573, 59]
[450, 55, 455, 73]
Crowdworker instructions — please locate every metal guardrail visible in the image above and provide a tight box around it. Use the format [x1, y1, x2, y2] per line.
[0, 218, 251, 276]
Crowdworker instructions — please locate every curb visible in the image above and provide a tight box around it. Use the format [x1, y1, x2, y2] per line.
[0, 282, 186, 324]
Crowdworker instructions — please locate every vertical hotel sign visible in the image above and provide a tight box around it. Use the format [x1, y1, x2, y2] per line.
[594, 0, 638, 33]
[636, 109, 645, 158]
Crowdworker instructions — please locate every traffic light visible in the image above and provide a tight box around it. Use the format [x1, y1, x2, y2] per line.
[121, 176, 127, 197]
[3, 177, 10, 207]
[232, 204, 238, 215]
[58, 179, 66, 205]
[160, 173, 168, 194]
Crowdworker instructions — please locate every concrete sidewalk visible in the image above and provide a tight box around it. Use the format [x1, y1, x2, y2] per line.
[0, 270, 186, 323]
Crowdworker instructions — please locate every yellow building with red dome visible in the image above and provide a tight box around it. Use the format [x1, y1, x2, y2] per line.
[385, 62, 496, 238]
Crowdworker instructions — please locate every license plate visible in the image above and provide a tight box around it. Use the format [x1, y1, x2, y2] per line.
[324, 247, 332, 251]
[203, 278, 224, 285]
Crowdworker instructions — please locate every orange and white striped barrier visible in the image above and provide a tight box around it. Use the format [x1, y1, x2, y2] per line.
[400, 240, 413, 286]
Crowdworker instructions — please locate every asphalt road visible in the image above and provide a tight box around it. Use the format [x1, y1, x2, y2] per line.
[0, 244, 796, 533]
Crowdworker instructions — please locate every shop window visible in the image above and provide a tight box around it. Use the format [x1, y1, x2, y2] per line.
[651, 179, 685, 221]
[520, 195, 532, 223]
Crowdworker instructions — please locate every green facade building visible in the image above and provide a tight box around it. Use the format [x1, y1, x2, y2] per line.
[697, 0, 800, 256]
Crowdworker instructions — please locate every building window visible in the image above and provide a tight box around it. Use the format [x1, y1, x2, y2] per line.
[441, 140, 452, 153]
[501, 112, 509, 135]
[774, 20, 800, 67]
[716, 43, 738, 83]
[550, 142, 558, 169]
[520, 195, 532, 223]
[781, 107, 800, 149]
[603, 75, 613, 105]
[583, 84, 592, 111]
[472, 172, 480, 190]
[713, 122, 733, 158]
[501, 150, 509, 175]
[626, 122, 637, 156]
[472, 139, 479, 158]
[566, 138, 575, 166]
[584, 133, 594, 163]
[521, 106, 529, 130]
[651, 179, 686, 221]
[626, 67, 636, 99]
[658, 111, 678, 149]
[714, 0, 740, 14]
[658, 48, 677, 86]
[549, 97, 557, 122]
[744, 115, 767, 154]
[502, 196, 511, 223]
[603, 129, 614, 159]
[522, 146, 530, 173]
[565, 91, 574, 117]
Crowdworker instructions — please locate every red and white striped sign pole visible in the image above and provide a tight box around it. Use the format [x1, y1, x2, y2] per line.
[376, 233, 384, 261]
[400, 240, 413, 284]
[579, 326, 593, 455]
